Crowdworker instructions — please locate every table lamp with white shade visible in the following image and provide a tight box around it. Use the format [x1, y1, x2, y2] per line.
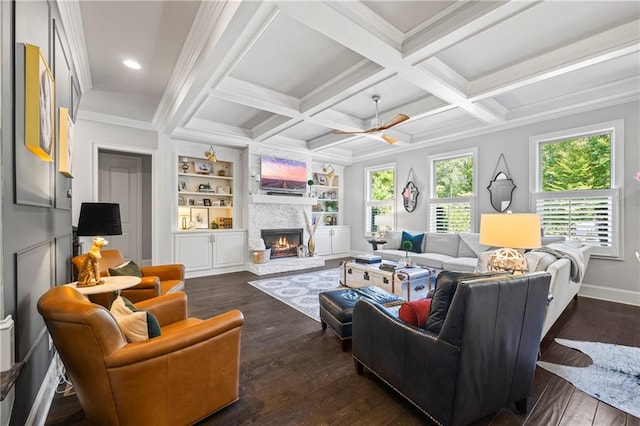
[479, 212, 541, 274]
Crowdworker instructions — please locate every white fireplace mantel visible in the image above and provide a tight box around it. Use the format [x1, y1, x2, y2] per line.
[249, 194, 318, 205]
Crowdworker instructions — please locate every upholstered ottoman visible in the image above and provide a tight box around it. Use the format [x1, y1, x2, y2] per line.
[319, 286, 404, 351]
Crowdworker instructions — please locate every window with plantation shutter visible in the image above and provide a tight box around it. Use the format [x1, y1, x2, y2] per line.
[530, 121, 623, 258]
[364, 164, 395, 236]
[428, 149, 477, 233]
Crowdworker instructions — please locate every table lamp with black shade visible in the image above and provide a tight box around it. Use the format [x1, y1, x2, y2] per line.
[76, 202, 122, 287]
[479, 212, 541, 274]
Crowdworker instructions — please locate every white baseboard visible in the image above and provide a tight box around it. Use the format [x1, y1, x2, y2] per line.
[25, 354, 59, 426]
[579, 283, 640, 306]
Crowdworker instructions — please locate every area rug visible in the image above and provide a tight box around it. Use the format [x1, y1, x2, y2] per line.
[537, 339, 640, 418]
[247, 268, 342, 322]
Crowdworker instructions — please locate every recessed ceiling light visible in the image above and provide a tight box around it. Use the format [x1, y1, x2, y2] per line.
[123, 59, 141, 70]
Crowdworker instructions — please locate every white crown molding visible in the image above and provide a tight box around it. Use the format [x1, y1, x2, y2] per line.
[55, 0, 92, 92]
[77, 110, 156, 131]
[326, 1, 403, 50]
[187, 117, 251, 139]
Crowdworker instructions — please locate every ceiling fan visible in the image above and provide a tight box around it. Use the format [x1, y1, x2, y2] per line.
[333, 95, 409, 144]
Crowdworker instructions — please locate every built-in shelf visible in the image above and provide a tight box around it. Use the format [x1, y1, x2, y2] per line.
[250, 194, 318, 205]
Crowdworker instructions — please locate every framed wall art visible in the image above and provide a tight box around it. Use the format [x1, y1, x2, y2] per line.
[190, 208, 209, 229]
[25, 43, 55, 162]
[58, 107, 73, 177]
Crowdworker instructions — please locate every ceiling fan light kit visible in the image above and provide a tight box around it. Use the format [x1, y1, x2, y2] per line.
[333, 95, 409, 144]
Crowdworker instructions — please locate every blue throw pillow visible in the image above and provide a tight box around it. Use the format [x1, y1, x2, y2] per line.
[401, 231, 424, 254]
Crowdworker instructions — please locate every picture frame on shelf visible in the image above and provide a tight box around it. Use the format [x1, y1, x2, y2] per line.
[190, 208, 209, 229]
[195, 200, 204, 206]
[203, 198, 211, 206]
[187, 198, 195, 206]
[178, 196, 185, 206]
[314, 173, 327, 185]
[217, 186, 230, 194]
[194, 161, 212, 175]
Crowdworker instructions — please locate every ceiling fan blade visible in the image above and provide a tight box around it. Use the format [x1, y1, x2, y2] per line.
[381, 134, 398, 144]
[376, 114, 409, 131]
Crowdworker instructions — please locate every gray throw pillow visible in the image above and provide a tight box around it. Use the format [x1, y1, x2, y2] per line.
[425, 233, 460, 257]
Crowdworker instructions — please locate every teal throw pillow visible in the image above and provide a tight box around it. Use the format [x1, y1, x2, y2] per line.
[122, 297, 161, 338]
[401, 231, 424, 254]
[108, 260, 142, 278]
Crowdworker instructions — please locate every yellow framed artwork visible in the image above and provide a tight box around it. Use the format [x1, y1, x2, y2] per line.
[58, 107, 73, 177]
[24, 43, 55, 161]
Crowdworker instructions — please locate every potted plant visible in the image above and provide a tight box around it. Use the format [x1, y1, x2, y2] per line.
[307, 179, 315, 197]
[401, 240, 413, 267]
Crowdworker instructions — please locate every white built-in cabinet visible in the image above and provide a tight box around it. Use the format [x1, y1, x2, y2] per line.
[173, 230, 246, 278]
[314, 226, 350, 257]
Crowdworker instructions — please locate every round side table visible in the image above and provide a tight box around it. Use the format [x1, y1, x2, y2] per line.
[66, 276, 141, 307]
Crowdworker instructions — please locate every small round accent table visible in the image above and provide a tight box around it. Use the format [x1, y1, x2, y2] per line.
[366, 238, 387, 251]
[66, 276, 141, 307]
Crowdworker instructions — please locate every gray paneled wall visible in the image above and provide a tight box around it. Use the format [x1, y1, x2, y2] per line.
[1, 1, 76, 424]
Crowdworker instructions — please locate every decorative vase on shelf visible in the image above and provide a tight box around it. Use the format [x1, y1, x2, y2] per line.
[307, 236, 315, 257]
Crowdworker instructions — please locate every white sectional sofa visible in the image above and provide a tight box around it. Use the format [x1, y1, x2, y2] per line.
[374, 231, 592, 338]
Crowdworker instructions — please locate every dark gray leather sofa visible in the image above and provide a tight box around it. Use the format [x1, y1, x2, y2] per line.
[352, 271, 551, 426]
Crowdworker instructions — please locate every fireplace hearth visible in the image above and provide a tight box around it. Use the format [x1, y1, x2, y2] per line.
[261, 228, 304, 259]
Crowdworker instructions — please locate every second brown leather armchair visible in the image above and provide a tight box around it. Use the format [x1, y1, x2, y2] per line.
[38, 287, 244, 425]
[72, 249, 184, 304]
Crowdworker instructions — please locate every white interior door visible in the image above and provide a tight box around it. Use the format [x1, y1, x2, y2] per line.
[99, 152, 142, 262]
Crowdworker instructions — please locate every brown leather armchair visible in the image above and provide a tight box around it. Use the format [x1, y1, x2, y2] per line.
[38, 286, 244, 425]
[72, 249, 185, 304]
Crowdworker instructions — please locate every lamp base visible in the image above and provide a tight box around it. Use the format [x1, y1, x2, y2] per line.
[77, 238, 108, 287]
[489, 247, 528, 274]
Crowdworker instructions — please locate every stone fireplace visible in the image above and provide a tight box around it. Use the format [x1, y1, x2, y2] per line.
[261, 228, 303, 259]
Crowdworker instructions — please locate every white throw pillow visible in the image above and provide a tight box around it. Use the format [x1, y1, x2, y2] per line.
[110, 296, 151, 343]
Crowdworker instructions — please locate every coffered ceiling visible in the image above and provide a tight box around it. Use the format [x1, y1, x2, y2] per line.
[60, 0, 640, 163]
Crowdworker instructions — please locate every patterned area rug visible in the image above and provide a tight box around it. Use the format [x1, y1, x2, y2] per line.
[537, 339, 640, 418]
[247, 268, 342, 322]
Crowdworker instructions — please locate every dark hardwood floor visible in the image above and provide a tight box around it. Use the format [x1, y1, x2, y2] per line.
[45, 258, 640, 425]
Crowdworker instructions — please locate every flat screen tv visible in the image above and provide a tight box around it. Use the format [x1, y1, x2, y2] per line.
[260, 156, 307, 193]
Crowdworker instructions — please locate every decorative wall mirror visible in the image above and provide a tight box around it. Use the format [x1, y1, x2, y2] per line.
[487, 154, 516, 212]
[402, 169, 420, 212]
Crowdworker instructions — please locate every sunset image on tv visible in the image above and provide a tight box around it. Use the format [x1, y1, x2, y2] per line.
[260, 156, 307, 191]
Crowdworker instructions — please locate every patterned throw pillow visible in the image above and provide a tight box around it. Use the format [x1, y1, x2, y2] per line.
[110, 296, 161, 342]
[108, 260, 142, 277]
[401, 231, 424, 253]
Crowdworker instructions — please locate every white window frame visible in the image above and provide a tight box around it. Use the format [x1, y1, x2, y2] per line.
[364, 163, 396, 236]
[427, 148, 478, 233]
[529, 120, 624, 259]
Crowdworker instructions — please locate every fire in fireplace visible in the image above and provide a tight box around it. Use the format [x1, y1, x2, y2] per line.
[261, 228, 303, 259]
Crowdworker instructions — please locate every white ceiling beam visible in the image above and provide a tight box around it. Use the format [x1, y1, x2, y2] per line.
[468, 20, 640, 100]
[187, 117, 252, 139]
[403, 1, 540, 62]
[252, 116, 301, 142]
[275, 0, 504, 125]
[507, 77, 640, 122]
[215, 76, 300, 116]
[164, 1, 279, 134]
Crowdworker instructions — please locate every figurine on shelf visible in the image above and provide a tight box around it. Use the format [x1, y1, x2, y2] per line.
[77, 237, 108, 287]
